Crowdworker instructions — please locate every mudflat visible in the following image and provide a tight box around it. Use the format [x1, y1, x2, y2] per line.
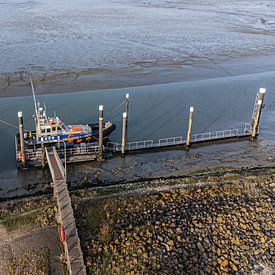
[1, 0, 275, 96]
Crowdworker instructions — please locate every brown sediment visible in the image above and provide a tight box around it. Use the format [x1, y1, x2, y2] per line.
[1, 53, 275, 98]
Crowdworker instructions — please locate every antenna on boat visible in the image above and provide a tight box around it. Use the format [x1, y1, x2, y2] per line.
[30, 76, 38, 118]
[44, 102, 47, 117]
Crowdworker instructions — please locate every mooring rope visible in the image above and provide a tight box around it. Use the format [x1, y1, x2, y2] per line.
[0, 119, 18, 129]
[105, 99, 126, 117]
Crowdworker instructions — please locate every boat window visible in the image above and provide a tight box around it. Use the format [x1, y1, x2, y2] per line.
[46, 128, 51, 133]
[61, 125, 67, 131]
[52, 127, 56, 131]
[57, 126, 62, 131]
[41, 129, 46, 134]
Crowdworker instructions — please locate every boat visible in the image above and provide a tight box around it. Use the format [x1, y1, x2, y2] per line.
[15, 78, 116, 165]
[20, 102, 116, 147]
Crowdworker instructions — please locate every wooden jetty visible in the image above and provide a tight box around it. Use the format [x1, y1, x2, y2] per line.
[45, 146, 86, 275]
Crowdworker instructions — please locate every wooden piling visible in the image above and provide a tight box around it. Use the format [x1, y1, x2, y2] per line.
[98, 105, 104, 160]
[18, 111, 26, 167]
[251, 88, 266, 138]
[186, 107, 194, 147]
[256, 88, 266, 126]
[121, 112, 127, 155]
[251, 99, 263, 138]
[41, 139, 45, 168]
[125, 93, 129, 129]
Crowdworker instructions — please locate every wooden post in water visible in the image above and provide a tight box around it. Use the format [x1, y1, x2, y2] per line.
[98, 105, 104, 161]
[251, 99, 263, 138]
[125, 93, 129, 129]
[251, 88, 266, 138]
[186, 107, 194, 147]
[18, 111, 26, 167]
[121, 112, 127, 156]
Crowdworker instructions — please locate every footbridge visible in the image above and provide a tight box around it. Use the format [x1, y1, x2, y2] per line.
[45, 147, 86, 275]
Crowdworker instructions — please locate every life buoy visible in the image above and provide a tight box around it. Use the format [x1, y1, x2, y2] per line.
[60, 226, 65, 243]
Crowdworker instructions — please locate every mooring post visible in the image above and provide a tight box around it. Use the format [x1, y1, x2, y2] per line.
[251, 99, 263, 138]
[125, 93, 129, 129]
[41, 139, 45, 168]
[251, 88, 266, 138]
[186, 107, 194, 147]
[18, 111, 26, 167]
[121, 112, 127, 156]
[98, 105, 104, 161]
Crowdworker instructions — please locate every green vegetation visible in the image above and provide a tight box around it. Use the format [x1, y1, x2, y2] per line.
[6, 248, 50, 275]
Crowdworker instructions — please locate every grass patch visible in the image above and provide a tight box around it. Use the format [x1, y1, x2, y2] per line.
[1, 206, 57, 232]
[6, 248, 50, 275]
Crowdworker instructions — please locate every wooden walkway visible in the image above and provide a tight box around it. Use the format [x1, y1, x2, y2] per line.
[45, 147, 86, 275]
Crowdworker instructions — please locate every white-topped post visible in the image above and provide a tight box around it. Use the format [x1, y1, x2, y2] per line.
[186, 107, 194, 147]
[18, 111, 26, 167]
[252, 99, 263, 138]
[251, 88, 266, 138]
[121, 112, 127, 155]
[125, 93, 129, 129]
[98, 105, 104, 160]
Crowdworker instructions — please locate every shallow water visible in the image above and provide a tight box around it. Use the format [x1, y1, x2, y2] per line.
[0, 71, 275, 197]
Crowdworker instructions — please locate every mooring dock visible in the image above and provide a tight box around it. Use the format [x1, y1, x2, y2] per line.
[107, 124, 253, 153]
[45, 147, 86, 275]
[16, 88, 266, 167]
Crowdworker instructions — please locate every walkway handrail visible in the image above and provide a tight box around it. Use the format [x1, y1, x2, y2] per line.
[53, 146, 66, 179]
[45, 147, 55, 182]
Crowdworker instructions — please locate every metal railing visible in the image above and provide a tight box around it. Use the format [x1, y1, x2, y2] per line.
[191, 128, 240, 142]
[107, 140, 154, 151]
[53, 147, 66, 179]
[45, 148, 56, 182]
[25, 123, 254, 159]
[159, 136, 183, 146]
[25, 143, 99, 161]
[107, 123, 252, 152]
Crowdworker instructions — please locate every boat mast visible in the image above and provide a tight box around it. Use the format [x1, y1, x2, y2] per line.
[30, 76, 38, 119]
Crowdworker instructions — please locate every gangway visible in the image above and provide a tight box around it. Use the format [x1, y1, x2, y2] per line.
[45, 147, 86, 275]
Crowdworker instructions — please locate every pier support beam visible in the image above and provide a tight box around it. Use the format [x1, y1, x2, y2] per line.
[18, 111, 26, 167]
[121, 112, 127, 156]
[186, 107, 194, 147]
[251, 88, 266, 138]
[98, 105, 104, 161]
